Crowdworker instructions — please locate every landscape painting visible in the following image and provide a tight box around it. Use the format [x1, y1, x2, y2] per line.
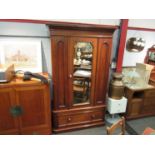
[0, 40, 42, 72]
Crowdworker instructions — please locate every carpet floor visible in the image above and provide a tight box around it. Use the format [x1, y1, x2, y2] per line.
[127, 116, 155, 135]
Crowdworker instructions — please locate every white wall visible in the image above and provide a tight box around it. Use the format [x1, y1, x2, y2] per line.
[123, 30, 155, 66]
[122, 19, 155, 66]
[2, 20, 155, 73]
[0, 22, 50, 36]
[0, 20, 120, 75]
[0, 22, 52, 75]
[129, 19, 155, 29]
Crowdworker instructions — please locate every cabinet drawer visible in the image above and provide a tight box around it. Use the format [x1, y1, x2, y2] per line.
[54, 109, 105, 128]
[141, 105, 155, 114]
[144, 98, 155, 106]
[144, 90, 155, 98]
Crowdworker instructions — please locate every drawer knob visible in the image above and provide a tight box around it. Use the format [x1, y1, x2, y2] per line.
[103, 41, 108, 44]
[67, 117, 72, 122]
[68, 74, 73, 79]
[91, 115, 95, 119]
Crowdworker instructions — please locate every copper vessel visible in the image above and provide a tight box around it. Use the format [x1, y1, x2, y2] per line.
[109, 72, 124, 100]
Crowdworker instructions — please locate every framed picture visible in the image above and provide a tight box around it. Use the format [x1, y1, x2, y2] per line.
[0, 40, 42, 72]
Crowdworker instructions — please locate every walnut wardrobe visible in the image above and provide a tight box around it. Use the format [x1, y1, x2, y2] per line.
[49, 22, 116, 133]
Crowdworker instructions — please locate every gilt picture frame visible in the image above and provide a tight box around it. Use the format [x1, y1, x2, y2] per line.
[0, 40, 42, 72]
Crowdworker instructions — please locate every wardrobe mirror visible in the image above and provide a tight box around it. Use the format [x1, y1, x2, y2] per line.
[73, 42, 93, 105]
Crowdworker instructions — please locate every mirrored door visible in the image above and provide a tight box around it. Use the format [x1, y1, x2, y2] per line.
[69, 37, 97, 106]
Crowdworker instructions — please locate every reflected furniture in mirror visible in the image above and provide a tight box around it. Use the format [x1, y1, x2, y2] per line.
[73, 77, 88, 103]
[145, 45, 155, 66]
[144, 45, 155, 86]
[49, 23, 116, 133]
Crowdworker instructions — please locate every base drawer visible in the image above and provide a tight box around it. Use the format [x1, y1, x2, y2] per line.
[52, 107, 105, 132]
[58, 111, 104, 128]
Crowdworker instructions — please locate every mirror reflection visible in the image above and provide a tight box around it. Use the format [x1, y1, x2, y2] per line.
[73, 42, 93, 105]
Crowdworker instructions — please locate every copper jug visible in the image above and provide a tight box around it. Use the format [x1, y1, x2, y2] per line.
[108, 72, 124, 100]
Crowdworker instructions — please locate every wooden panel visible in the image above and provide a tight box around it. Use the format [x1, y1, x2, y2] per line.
[141, 105, 155, 115]
[51, 36, 69, 109]
[21, 128, 51, 135]
[129, 99, 143, 116]
[0, 88, 18, 134]
[94, 38, 112, 105]
[50, 29, 114, 38]
[15, 85, 51, 133]
[125, 87, 155, 120]
[144, 89, 155, 98]
[143, 98, 155, 106]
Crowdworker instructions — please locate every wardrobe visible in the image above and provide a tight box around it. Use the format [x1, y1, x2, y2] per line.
[49, 22, 116, 133]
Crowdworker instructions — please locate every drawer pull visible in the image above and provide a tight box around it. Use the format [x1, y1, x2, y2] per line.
[67, 117, 72, 122]
[97, 101, 103, 104]
[91, 115, 95, 119]
[68, 74, 73, 79]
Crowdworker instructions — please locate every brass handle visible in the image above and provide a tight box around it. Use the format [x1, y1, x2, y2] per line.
[10, 105, 23, 117]
[91, 115, 95, 119]
[104, 41, 108, 44]
[67, 117, 72, 122]
[68, 74, 73, 79]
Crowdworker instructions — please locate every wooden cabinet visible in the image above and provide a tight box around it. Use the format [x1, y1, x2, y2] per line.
[49, 23, 116, 133]
[0, 78, 51, 135]
[124, 86, 155, 119]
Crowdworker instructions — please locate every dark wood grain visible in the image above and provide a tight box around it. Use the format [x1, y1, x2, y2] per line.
[0, 88, 18, 134]
[50, 26, 115, 133]
[94, 38, 112, 105]
[0, 78, 51, 135]
[52, 105, 105, 133]
[51, 36, 69, 110]
[125, 87, 155, 120]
